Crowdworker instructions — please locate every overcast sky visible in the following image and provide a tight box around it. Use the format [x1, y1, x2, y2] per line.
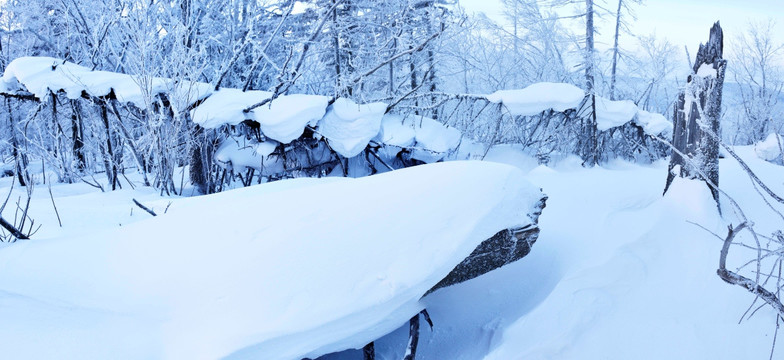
[459, 0, 784, 62]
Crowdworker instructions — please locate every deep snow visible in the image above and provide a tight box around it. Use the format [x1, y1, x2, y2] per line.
[322, 147, 784, 360]
[0, 161, 542, 360]
[0, 144, 782, 360]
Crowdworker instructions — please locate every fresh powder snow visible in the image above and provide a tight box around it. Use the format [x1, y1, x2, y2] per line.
[0, 161, 542, 360]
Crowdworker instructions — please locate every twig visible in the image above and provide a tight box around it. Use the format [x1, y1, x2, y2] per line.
[718, 223, 784, 319]
[132, 198, 157, 217]
[48, 182, 62, 227]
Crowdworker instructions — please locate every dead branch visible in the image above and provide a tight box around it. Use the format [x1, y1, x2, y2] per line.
[718, 223, 784, 319]
[0, 216, 29, 240]
[133, 198, 157, 217]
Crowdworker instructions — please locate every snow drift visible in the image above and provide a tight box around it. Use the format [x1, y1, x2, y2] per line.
[0, 161, 544, 360]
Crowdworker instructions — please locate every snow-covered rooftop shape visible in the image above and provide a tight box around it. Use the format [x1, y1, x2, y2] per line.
[0, 161, 543, 360]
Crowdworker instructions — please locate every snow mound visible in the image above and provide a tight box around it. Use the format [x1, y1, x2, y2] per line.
[214, 139, 279, 170]
[0, 161, 542, 360]
[486, 82, 585, 116]
[594, 97, 638, 131]
[376, 114, 462, 163]
[484, 82, 670, 136]
[635, 109, 672, 136]
[754, 133, 783, 163]
[191, 89, 329, 143]
[317, 98, 388, 157]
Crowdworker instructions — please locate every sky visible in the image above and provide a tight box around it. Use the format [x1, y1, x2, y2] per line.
[459, 0, 784, 62]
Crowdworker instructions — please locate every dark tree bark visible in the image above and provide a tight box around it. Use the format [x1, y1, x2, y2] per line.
[427, 194, 547, 294]
[70, 100, 86, 170]
[609, 0, 623, 100]
[6, 98, 28, 187]
[99, 101, 118, 190]
[362, 342, 374, 360]
[664, 22, 726, 204]
[0, 216, 29, 240]
[580, 0, 598, 167]
[190, 125, 208, 194]
[403, 313, 420, 360]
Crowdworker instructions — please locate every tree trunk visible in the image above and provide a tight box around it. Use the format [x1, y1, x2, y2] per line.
[6, 99, 28, 187]
[362, 342, 374, 360]
[99, 102, 118, 190]
[70, 100, 86, 171]
[581, 0, 598, 167]
[664, 22, 726, 205]
[584, 0, 595, 94]
[332, 0, 342, 96]
[609, 0, 623, 100]
[428, 194, 546, 294]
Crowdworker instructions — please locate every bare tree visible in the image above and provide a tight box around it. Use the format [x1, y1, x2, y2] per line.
[730, 20, 784, 144]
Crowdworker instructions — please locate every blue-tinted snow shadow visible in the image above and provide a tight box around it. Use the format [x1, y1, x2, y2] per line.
[318, 237, 563, 360]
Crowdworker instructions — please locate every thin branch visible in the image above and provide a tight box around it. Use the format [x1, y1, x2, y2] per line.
[132, 198, 157, 217]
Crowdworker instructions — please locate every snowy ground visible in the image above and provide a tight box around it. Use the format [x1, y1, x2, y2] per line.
[325, 147, 784, 360]
[1, 146, 783, 359]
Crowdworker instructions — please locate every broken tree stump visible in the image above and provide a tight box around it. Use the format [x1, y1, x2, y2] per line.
[664, 21, 727, 205]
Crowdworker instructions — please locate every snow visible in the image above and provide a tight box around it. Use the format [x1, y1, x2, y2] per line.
[485, 82, 585, 117]
[484, 82, 669, 135]
[0, 56, 211, 110]
[754, 133, 783, 163]
[697, 63, 718, 78]
[0, 161, 542, 360]
[191, 89, 330, 143]
[376, 115, 462, 163]
[594, 96, 639, 131]
[190, 88, 269, 128]
[376, 115, 418, 148]
[214, 138, 279, 170]
[323, 147, 784, 360]
[0, 57, 330, 143]
[635, 109, 672, 136]
[482, 144, 540, 172]
[316, 98, 388, 158]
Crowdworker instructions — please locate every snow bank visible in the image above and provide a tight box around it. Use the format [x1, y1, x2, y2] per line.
[0, 161, 543, 360]
[486, 82, 585, 116]
[754, 133, 783, 163]
[316, 98, 387, 158]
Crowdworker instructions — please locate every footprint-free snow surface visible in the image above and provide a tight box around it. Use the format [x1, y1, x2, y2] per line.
[2, 146, 782, 360]
[324, 147, 784, 360]
[0, 161, 542, 360]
